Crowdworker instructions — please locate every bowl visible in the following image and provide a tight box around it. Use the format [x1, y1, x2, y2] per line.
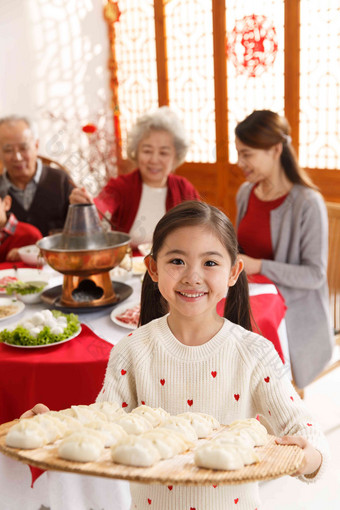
[14, 281, 48, 304]
[18, 245, 43, 266]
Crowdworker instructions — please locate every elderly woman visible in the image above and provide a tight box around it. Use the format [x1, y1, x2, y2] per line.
[70, 106, 200, 247]
[235, 109, 333, 389]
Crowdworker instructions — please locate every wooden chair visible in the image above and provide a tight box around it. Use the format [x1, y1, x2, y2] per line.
[39, 155, 75, 186]
[292, 201, 340, 397]
[311, 202, 340, 382]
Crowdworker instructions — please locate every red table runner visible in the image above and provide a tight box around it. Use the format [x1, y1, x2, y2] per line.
[0, 324, 113, 425]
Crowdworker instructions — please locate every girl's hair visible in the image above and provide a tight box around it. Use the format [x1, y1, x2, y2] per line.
[235, 110, 317, 190]
[126, 106, 189, 169]
[139, 201, 252, 331]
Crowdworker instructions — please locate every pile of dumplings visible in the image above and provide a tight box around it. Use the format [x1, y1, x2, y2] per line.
[194, 418, 268, 470]
[5, 404, 267, 471]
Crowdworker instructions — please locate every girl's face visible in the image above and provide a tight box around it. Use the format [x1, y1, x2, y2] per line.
[235, 137, 280, 184]
[137, 130, 177, 188]
[146, 225, 243, 322]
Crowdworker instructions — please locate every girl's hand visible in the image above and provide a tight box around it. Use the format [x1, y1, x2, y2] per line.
[240, 254, 262, 275]
[275, 435, 322, 477]
[20, 403, 50, 419]
[69, 187, 93, 205]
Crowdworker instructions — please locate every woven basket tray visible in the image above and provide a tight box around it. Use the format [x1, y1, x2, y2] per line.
[0, 420, 305, 486]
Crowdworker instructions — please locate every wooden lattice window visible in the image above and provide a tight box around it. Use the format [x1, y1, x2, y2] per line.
[107, 0, 340, 220]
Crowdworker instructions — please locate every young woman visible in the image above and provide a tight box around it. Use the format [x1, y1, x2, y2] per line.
[69, 106, 200, 248]
[235, 110, 333, 389]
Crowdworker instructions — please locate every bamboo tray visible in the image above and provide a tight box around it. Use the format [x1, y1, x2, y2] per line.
[0, 420, 305, 486]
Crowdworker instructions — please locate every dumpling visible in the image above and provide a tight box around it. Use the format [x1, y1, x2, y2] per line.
[162, 416, 198, 442]
[47, 411, 84, 434]
[131, 405, 169, 427]
[212, 430, 255, 449]
[61, 405, 107, 424]
[89, 401, 125, 421]
[194, 442, 259, 470]
[30, 414, 67, 443]
[111, 435, 161, 467]
[58, 430, 105, 462]
[5, 419, 49, 449]
[113, 413, 152, 435]
[228, 418, 268, 446]
[85, 421, 128, 447]
[142, 427, 193, 459]
[177, 412, 220, 438]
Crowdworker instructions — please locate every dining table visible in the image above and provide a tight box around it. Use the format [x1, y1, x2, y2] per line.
[0, 260, 289, 510]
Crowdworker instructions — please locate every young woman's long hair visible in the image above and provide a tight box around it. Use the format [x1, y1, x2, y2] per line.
[235, 110, 317, 190]
[139, 201, 252, 331]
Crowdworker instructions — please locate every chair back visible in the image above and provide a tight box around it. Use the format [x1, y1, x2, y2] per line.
[39, 155, 75, 186]
[326, 201, 340, 334]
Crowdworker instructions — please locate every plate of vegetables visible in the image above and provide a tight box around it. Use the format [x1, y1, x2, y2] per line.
[0, 309, 81, 348]
[5, 280, 48, 304]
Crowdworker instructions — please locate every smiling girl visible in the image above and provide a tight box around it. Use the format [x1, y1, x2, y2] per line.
[95, 200, 328, 509]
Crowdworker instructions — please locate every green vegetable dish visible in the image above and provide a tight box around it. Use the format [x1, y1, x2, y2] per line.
[6, 280, 46, 295]
[0, 310, 80, 346]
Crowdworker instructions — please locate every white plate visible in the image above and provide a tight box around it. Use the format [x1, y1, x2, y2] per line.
[110, 301, 140, 330]
[0, 268, 50, 293]
[0, 297, 25, 322]
[3, 325, 82, 349]
[132, 256, 147, 276]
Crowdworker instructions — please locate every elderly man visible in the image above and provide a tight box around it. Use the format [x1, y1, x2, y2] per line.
[0, 115, 74, 236]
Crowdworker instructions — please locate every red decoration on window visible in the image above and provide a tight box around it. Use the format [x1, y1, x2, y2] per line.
[227, 14, 278, 78]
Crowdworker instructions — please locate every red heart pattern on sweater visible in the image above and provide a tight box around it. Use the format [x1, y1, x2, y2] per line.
[307, 423, 312, 426]
[234, 394, 240, 401]
[290, 396, 294, 401]
[160, 379, 165, 386]
[212, 484, 217, 488]
[190, 507, 196, 510]
[168, 485, 173, 490]
[234, 498, 239, 504]
[147, 498, 151, 504]
[128, 333, 133, 337]
[187, 399, 193, 406]
[211, 371, 217, 378]
[121, 369, 126, 375]
[264, 376, 270, 383]
[122, 402, 128, 408]
[141, 401, 145, 405]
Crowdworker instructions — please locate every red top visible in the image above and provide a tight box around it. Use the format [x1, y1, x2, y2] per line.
[237, 188, 287, 259]
[0, 216, 42, 262]
[94, 169, 201, 234]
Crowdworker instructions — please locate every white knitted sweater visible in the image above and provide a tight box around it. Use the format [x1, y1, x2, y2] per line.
[97, 316, 329, 510]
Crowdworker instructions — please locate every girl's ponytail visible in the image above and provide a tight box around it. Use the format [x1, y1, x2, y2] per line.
[224, 270, 252, 331]
[139, 270, 168, 326]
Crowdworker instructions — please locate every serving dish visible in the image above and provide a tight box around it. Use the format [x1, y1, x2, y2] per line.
[110, 301, 140, 330]
[0, 422, 304, 485]
[6, 281, 48, 304]
[0, 298, 25, 322]
[3, 326, 82, 349]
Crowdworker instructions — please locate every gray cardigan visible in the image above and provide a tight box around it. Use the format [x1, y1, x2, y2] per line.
[236, 182, 333, 388]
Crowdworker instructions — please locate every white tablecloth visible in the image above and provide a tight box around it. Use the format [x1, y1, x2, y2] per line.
[0, 269, 290, 510]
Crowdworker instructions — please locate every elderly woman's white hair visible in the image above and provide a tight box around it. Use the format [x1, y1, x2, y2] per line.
[0, 115, 39, 140]
[126, 106, 189, 168]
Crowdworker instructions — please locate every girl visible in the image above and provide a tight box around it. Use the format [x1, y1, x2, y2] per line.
[235, 110, 333, 389]
[95, 200, 327, 509]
